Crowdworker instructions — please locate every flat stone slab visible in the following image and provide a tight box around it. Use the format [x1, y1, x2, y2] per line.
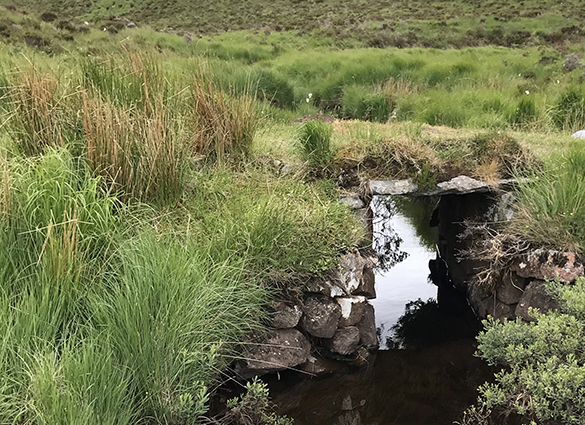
[370, 179, 418, 195]
[370, 176, 522, 197]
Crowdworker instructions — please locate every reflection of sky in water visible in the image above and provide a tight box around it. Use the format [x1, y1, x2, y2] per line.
[370, 196, 437, 347]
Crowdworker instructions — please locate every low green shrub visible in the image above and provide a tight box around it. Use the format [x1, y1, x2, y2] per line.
[470, 278, 585, 425]
[223, 378, 293, 425]
[341, 84, 390, 122]
[295, 119, 334, 167]
[508, 97, 537, 126]
[551, 89, 585, 131]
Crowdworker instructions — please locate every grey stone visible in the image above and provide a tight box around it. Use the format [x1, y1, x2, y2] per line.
[300, 355, 339, 376]
[280, 164, 291, 176]
[563, 53, 582, 72]
[370, 179, 418, 195]
[492, 300, 516, 321]
[511, 250, 584, 282]
[425, 175, 488, 196]
[330, 326, 360, 355]
[305, 277, 345, 297]
[339, 252, 376, 298]
[301, 295, 342, 338]
[572, 130, 585, 139]
[515, 280, 560, 322]
[272, 302, 302, 329]
[340, 195, 365, 210]
[496, 272, 527, 305]
[485, 192, 516, 222]
[244, 329, 311, 372]
[336, 296, 367, 327]
[356, 303, 377, 349]
[467, 282, 493, 318]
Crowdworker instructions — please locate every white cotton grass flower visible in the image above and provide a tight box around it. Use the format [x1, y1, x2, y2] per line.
[308, 93, 313, 98]
[525, 90, 530, 95]
[557, 80, 560, 83]
[306, 98, 310, 103]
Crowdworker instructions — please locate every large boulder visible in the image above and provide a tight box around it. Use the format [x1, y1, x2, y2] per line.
[301, 295, 342, 338]
[511, 250, 583, 283]
[336, 296, 367, 327]
[330, 326, 360, 355]
[243, 329, 311, 373]
[272, 302, 303, 329]
[515, 280, 560, 322]
[356, 303, 378, 349]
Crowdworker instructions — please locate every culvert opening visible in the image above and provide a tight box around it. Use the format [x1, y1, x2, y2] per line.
[371, 195, 482, 349]
[264, 195, 492, 425]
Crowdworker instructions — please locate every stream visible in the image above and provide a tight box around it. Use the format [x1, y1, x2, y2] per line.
[266, 195, 491, 425]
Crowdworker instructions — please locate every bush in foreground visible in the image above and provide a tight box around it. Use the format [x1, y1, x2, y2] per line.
[465, 278, 585, 425]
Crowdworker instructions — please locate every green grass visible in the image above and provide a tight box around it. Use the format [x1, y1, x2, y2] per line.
[511, 144, 585, 253]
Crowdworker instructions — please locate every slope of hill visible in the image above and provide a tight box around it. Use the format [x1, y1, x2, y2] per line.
[3, 0, 585, 48]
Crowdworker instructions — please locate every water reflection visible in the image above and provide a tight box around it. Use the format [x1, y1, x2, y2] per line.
[372, 195, 481, 349]
[371, 196, 438, 345]
[267, 340, 491, 425]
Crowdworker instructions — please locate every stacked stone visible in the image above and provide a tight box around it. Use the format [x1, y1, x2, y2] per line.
[241, 251, 378, 377]
[469, 250, 584, 322]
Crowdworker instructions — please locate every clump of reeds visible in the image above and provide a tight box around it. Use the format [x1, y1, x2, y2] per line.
[83, 93, 184, 204]
[9, 68, 65, 155]
[190, 75, 258, 162]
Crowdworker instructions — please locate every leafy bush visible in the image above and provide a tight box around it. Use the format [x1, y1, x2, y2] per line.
[223, 378, 293, 425]
[295, 119, 333, 167]
[470, 278, 585, 425]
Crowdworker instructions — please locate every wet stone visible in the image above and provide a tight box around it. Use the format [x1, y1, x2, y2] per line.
[356, 303, 377, 349]
[515, 280, 560, 322]
[330, 326, 360, 355]
[496, 273, 527, 305]
[301, 294, 342, 338]
[300, 355, 339, 376]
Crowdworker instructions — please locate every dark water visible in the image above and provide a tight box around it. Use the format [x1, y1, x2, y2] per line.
[268, 195, 489, 425]
[267, 340, 491, 425]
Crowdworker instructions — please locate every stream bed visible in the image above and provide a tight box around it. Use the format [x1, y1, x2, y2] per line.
[267, 196, 491, 425]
